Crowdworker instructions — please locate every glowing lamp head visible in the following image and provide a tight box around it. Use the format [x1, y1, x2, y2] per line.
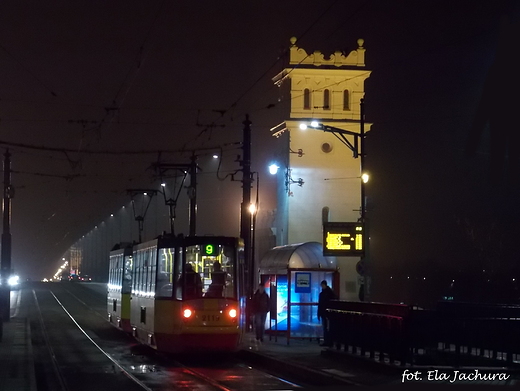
[228, 308, 237, 318]
[183, 308, 192, 318]
[299, 123, 308, 130]
[268, 164, 279, 175]
[248, 203, 257, 214]
[8, 275, 19, 286]
[310, 120, 319, 128]
[361, 173, 369, 183]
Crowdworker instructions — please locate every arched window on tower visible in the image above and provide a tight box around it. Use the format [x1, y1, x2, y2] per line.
[303, 88, 311, 110]
[323, 89, 330, 110]
[343, 90, 350, 110]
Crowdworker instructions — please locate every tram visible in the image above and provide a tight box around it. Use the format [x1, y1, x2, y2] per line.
[107, 243, 133, 333]
[126, 234, 244, 353]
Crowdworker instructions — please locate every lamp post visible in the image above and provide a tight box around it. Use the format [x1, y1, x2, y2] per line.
[1, 149, 12, 322]
[299, 99, 369, 300]
[249, 172, 260, 293]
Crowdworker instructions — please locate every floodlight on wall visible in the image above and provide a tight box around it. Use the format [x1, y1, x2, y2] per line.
[268, 164, 279, 175]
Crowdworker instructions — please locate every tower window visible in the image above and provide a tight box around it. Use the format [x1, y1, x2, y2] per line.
[303, 89, 311, 110]
[343, 90, 350, 110]
[323, 89, 330, 110]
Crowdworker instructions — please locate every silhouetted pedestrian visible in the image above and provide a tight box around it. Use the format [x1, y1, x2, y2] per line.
[179, 263, 202, 300]
[251, 283, 270, 342]
[205, 261, 226, 297]
[317, 280, 337, 347]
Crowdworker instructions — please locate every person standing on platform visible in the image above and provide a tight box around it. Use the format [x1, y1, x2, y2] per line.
[251, 283, 270, 342]
[317, 280, 337, 347]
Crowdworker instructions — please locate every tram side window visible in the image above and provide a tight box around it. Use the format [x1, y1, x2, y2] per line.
[131, 253, 137, 294]
[141, 247, 155, 297]
[115, 257, 120, 291]
[150, 248, 157, 296]
[143, 252, 149, 296]
[135, 251, 141, 295]
[118, 256, 123, 291]
[111, 254, 123, 292]
[157, 247, 175, 298]
[135, 250, 144, 296]
[135, 252, 140, 295]
[122, 255, 132, 294]
[108, 257, 114, 290]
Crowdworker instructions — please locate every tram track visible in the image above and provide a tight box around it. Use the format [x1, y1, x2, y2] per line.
[48, 283, 236, 390]
[29, 283, 307, 391]
[32, 289, 70, 391]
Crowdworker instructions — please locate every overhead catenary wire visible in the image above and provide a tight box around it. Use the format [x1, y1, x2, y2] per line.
[177, 0, 345, 150]
[214, 0, 368, 124]
[0, 43, 58, 97]
[0, 139, 241, 156]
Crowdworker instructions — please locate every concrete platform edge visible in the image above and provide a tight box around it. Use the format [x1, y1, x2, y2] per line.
[237, 348, 363, 387]
[25, 317, 38, 391]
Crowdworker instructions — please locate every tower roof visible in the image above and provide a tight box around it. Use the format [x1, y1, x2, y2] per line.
[288, 37, 366, 68]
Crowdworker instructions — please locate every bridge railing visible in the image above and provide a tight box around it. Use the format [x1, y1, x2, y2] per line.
[327, 301, 412, 365]
[433, 301, 520, 364]
[326, 300, 520, 366]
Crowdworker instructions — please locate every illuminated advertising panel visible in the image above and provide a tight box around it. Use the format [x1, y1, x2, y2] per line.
[323, 222, 364, 256]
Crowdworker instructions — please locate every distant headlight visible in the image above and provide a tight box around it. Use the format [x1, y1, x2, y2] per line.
[8, 275, 19, 286]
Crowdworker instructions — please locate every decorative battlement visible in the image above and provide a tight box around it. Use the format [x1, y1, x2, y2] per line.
[288, 37, 365, 67]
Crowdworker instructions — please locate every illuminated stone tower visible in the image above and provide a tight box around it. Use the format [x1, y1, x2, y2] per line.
[271, 37, 371, 300]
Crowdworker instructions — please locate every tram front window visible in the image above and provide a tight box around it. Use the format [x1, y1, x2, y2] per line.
[180, 263, 203, 299]
[185, 244, 236, 299]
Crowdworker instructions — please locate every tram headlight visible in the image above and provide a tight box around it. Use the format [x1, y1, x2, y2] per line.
[228, 308, 237, 318]
[183, 308, 193, 318]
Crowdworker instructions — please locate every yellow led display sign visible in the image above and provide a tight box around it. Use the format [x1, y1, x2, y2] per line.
[323, 222, 364, 256]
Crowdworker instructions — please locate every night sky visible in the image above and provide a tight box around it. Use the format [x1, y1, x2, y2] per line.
[1, 1, 519, 306]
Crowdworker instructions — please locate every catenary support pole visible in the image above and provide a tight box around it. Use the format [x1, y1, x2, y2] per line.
[1, 149, 12, 322]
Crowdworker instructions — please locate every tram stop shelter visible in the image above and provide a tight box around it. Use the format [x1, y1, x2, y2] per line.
[258, 241, 338, 344]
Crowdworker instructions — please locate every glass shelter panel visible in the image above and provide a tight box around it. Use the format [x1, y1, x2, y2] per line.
[264, 271, 334, 336]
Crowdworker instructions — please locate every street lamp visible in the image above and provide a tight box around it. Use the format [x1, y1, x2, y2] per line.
[299, 99, 369, 300]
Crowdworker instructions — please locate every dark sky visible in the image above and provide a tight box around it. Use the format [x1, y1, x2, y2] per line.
[1, 1, 518, 302]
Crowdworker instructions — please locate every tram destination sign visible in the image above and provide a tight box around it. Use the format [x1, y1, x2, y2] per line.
[323, 222, 364, 256]
[203, 244, 217, 256]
